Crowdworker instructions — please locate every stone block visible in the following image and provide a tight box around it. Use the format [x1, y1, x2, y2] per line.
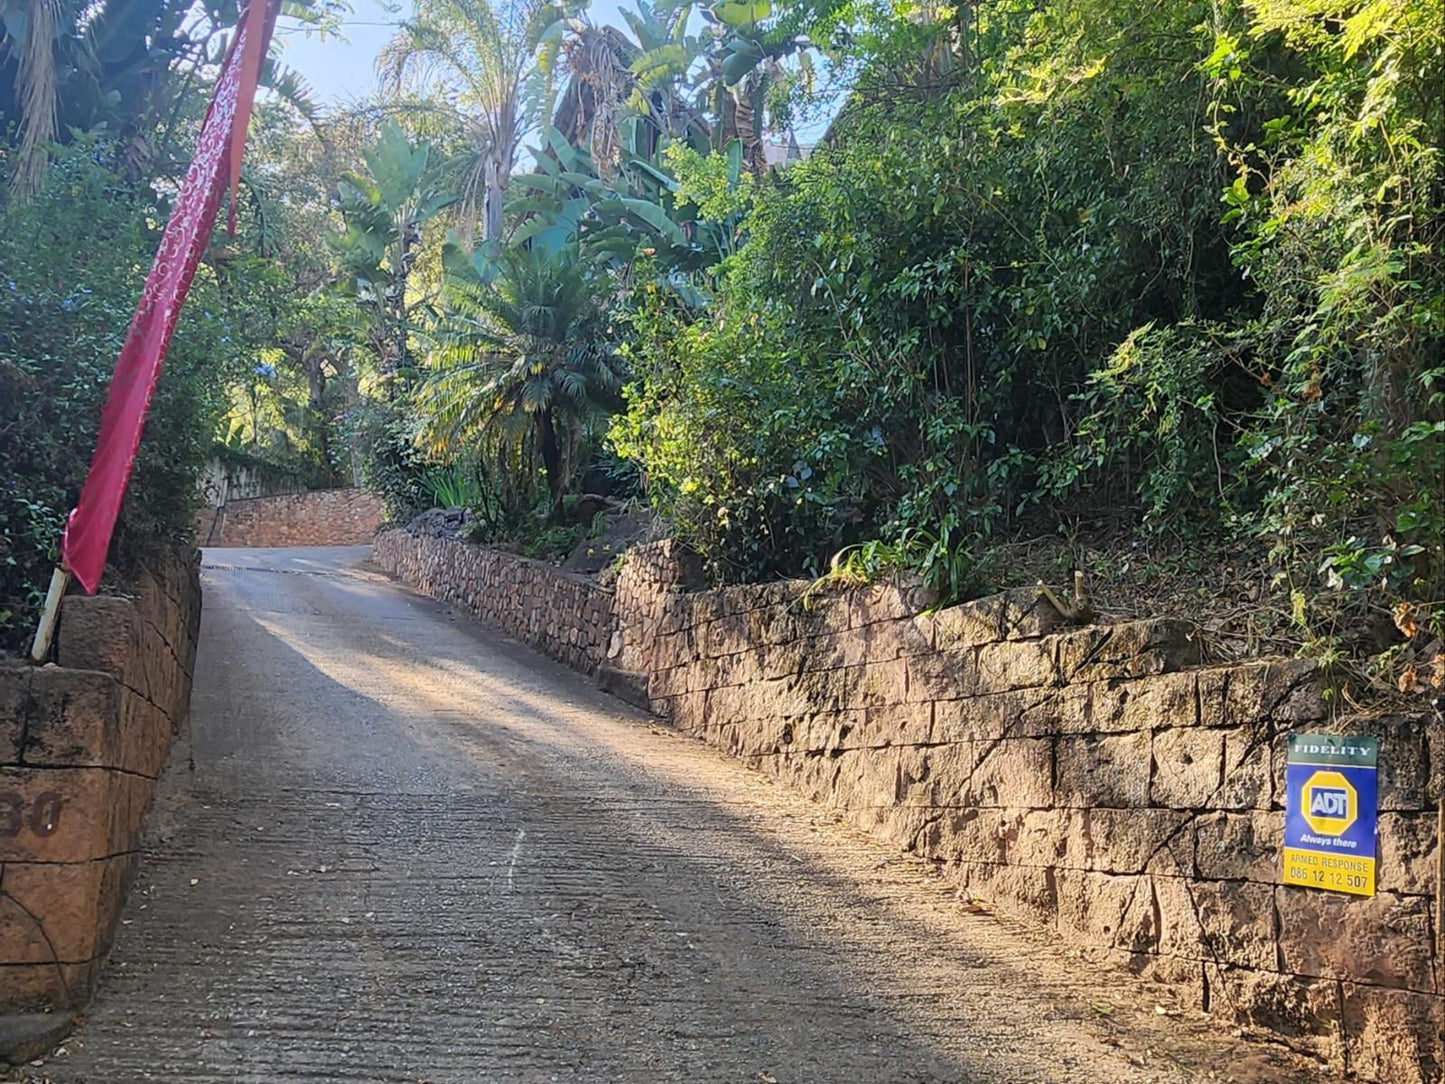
[933, 689, 1057, 742]
[784, 711, 850, 753]
[729, 713, 795, 758]
[855, 658, 910, 708]
[0, 1013, 77, 1065]
[1376, 812, 1440, 896]
[848, 583, 924, 627]
[1276, 888, 1437, 993]
[999, 587, 1067, 641]
[1064, 807, 1193, 876]
[929, 808, 1058, 869]
[709, 649, 765, 689]
[916, 743, 980, 807]
[974, 639, 1057, 694]
[959, 738, 1053, 809]
[856, 703, 932, 748]
[1151, 874, 1202, 962]
[1015, 685, 1091, 737]
[1151, 727, 1224, 809]
[0, 667, 28, 764]
[666, 691, 705, 731]
[1204, 967, 1343, 1063]
[1066, 681, 1139, 735]
[1342, 983, 1445, 1084]
[798, 631, 868, 672]
[1358, 716, 1432, 812]
[762, 750, 827, 804]
[0, 857, 129, 963]
[827, 747, 914, 810]
[1195, 811, 1281, 882]
[1055, 732, 1151, 808]
[1192, 880, 1278, 970]
[779, 668, 851, 714]
[1219, 727, 1273, 810]
[906, 651, 974, 703]
[1054, 869, 1158, 954]
[0, 960, 97, 1013]
[959, 861, 1058, 926]
[761, 637, 807, 680]
[927, 807, 1051, 867]
[1054, 619, 1199, 683]
[0, 767, 152, 863]
[929, 596, 1006, 652]
[1117, 672, 1198, 730]
[861, 617, 935, 662]
[17, 668, 124, 771]
[55, 597, 141, 687]
[1224, 658, 1326, 727]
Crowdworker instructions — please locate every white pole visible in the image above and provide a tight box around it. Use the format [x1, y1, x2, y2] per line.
[28, 566, 72, 664]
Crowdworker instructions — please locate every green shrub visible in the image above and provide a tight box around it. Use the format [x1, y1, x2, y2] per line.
[0, 142, 252, 651]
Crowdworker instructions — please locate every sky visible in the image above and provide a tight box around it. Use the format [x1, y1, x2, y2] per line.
[273, 1, 832, 145]
[275, 0, 634, 107]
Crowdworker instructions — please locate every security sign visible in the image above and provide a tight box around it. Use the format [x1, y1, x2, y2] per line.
[1282, 733, 1378, 897]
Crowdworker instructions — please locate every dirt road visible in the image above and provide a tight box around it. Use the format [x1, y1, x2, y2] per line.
[31, 547, 1329, 1083]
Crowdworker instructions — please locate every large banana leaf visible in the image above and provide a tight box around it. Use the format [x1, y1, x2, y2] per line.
[711, 0, 770, 26]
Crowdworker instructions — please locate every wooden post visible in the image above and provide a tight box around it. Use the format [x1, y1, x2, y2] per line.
[1437, 796, 1444, 960]
[28, 566, 71, 664]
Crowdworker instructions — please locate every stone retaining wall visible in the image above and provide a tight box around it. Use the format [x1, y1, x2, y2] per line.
[372, 531, 616, 674]
[0, 547, 201, 1011]
[374, 528, 1443, 1083]
[198, 487, 384, 547]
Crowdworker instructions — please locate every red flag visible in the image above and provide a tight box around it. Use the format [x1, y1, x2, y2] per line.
[61, 0, 280, 594]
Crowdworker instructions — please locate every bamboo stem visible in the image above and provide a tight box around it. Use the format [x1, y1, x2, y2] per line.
[28, 566, 71, 664]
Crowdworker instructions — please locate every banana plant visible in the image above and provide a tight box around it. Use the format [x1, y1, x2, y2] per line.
[508, 122, 746, 282]
[331, 120, 456, 379]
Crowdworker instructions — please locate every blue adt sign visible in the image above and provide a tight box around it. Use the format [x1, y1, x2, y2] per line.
[1282, 733, 1378, 897]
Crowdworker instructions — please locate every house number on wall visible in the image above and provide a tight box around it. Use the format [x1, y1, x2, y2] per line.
[0, 791, 63, 838]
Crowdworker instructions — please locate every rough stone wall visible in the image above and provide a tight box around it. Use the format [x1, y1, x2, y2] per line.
[372, 531, 616, 674]
[612, 540, 703, 676]
[375, 530, 1444, 1083]
[0, 548, 201, 1011]
[198, 487, 384, 547]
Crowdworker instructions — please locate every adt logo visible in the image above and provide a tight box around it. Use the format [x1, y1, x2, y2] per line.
[1300, 770, 1357, 836]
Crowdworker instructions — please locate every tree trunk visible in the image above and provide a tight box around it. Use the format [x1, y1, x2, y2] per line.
[536, 408, 564, 515]
[484, 152, 505, 242]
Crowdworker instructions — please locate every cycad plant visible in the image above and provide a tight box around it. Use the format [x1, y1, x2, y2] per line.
[417, 242, 625, 513]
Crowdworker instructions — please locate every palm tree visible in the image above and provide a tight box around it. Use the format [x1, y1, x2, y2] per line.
[378, 0, 555, 242]
[416, 243, 624, 510]
[1, 0, 326, 194]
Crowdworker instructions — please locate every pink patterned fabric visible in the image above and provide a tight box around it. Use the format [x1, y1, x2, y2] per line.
[61, 1, 279, 593]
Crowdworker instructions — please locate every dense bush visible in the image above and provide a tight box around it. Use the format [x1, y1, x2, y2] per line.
[616, 0, 1247, 580]
[610, 0, 1444, 674]
[0, 143, 253, 651]
[340, 401, 435, 523]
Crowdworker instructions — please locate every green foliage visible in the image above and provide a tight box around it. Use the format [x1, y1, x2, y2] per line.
[417, 242, 624, 507]
[332, 120, 455, 377]
[427, 465, 483, 509]
[341, 401, 434, 522]
[610, 0, 1443, 684]
[1204, 0, 1445, 652]
[617, 0, 1240, 580]
[0, 142, 253, 649]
